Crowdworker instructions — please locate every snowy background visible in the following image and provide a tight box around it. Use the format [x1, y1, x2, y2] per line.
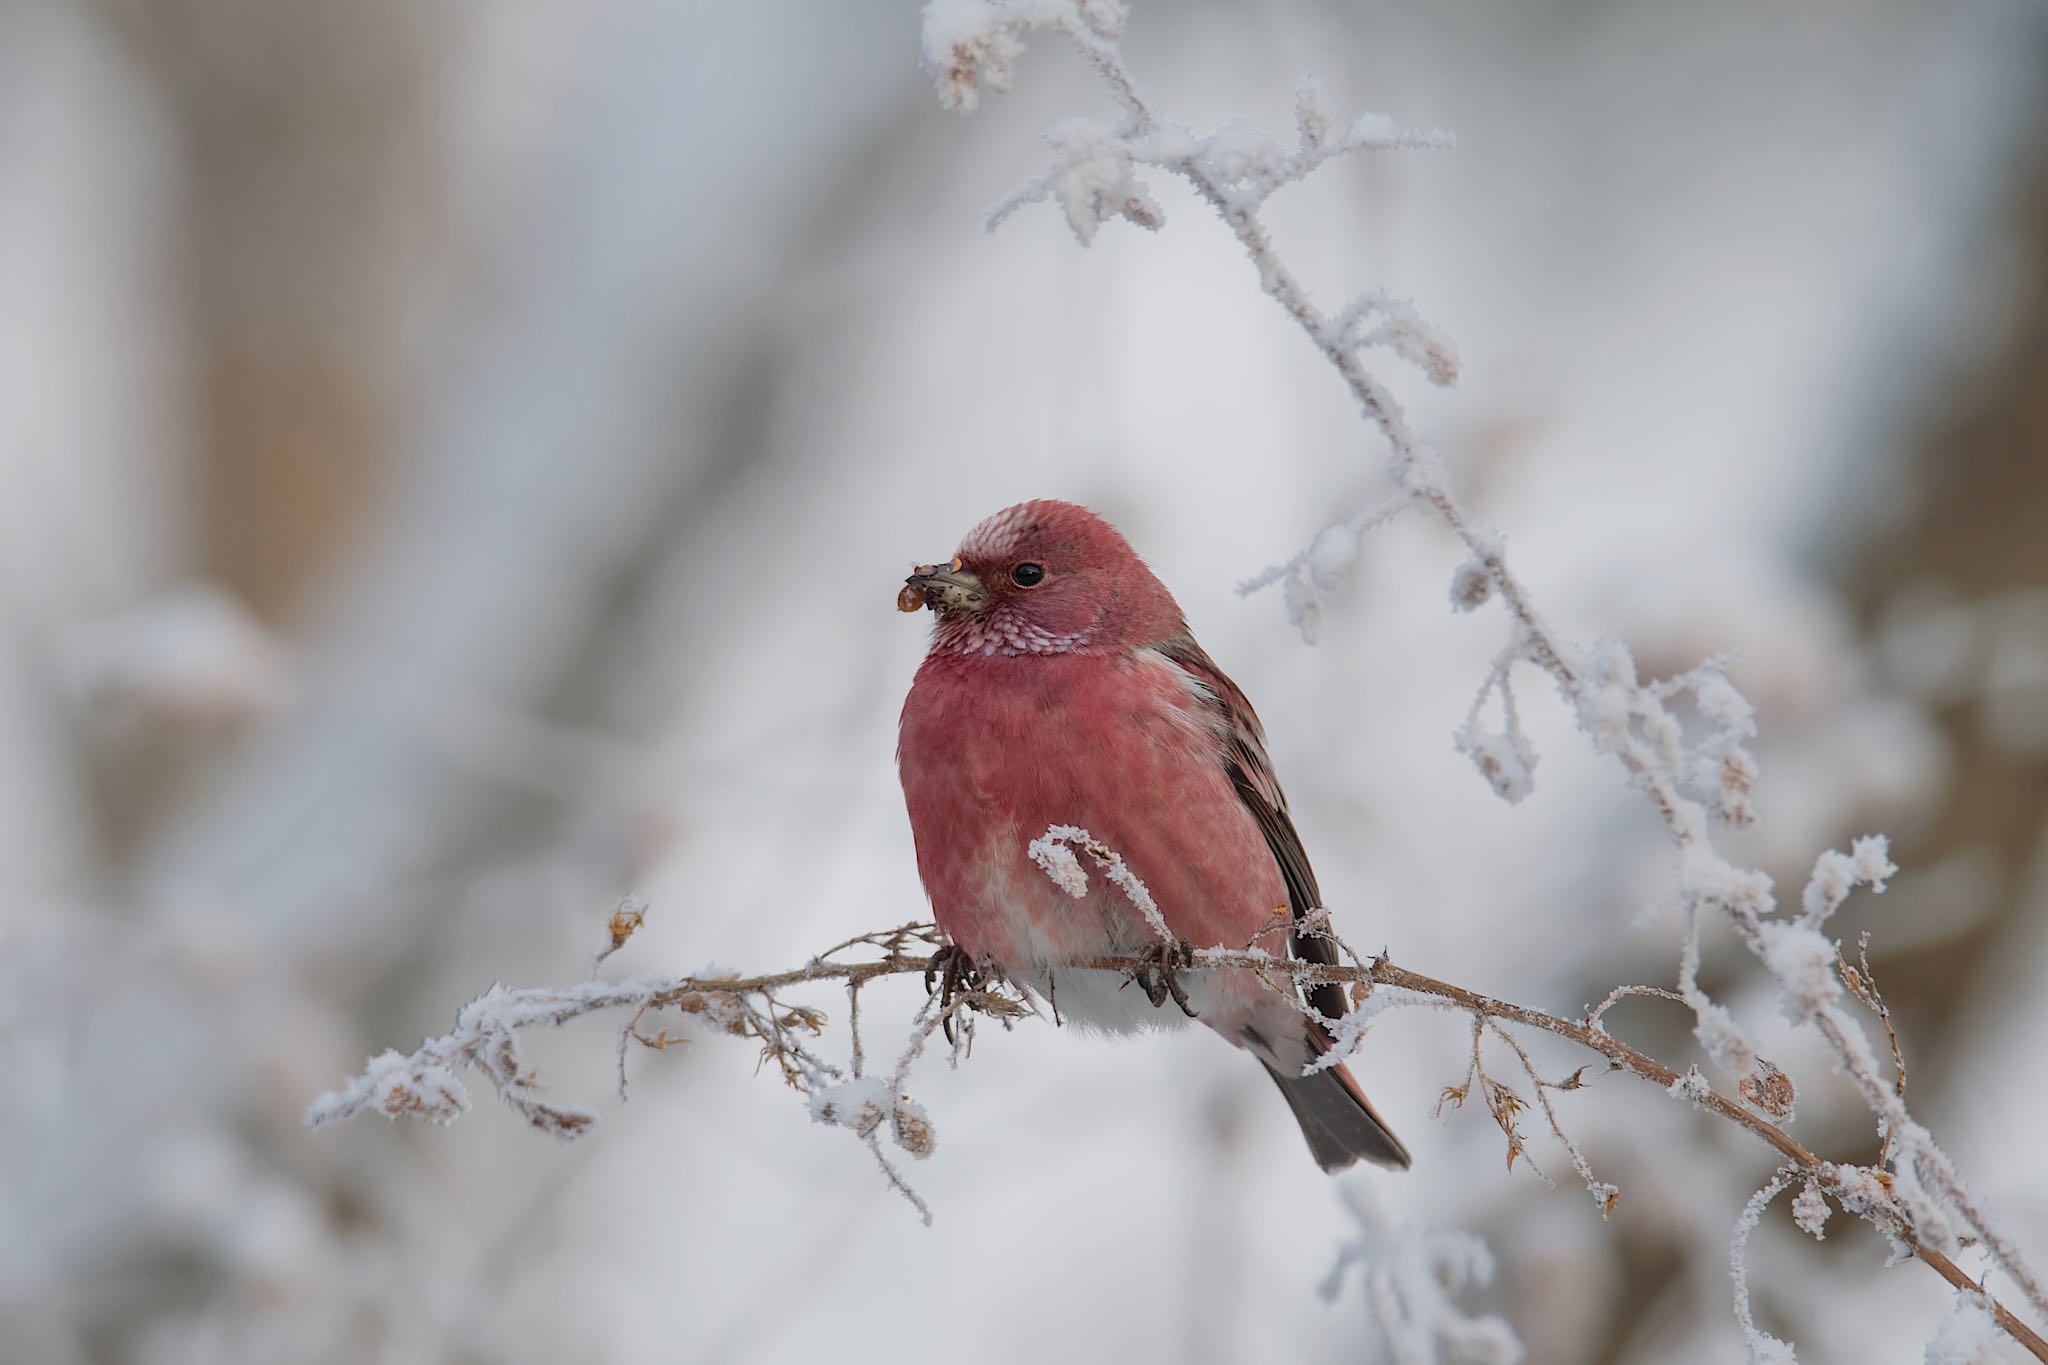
[4, 0, 2047, 1361]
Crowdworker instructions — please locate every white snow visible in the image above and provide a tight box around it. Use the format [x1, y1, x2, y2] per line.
[1025, 832, 1090, 899]
[1449, 559, 1494, 613]
[1757, 922, 1842, 1018]
[1791, 1184, 1830, 1241]
[1923, 1295, 2004, 1365]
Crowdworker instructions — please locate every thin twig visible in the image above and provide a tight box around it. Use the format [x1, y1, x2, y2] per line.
[1587, 983, 1688, 1032]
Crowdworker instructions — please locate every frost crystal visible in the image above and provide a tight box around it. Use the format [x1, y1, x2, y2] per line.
[1758, 922, 1841, 1017]
[1792, 1183, 1830, 1241]
[1306, 987, 1432, 1074]
[1069, 0, 1127, 38]
[1294, 76, 1337, 150]
[1801, 851, 1857, 923]
[1348, 109, 1417, 148]
[1716, 749, 1760, 826]
[922, 1, 1128, 113]
[1691, 1003, 1758, 1076]
[1375, 298, 1461, 387]
[1284, 569, 1327, 644]
[1732, 1175, 1801, 1364]
[305, 1048, 472, 1129]
[1693, 673, 1757, 736]
[1889, 1152, 1961, 1257]
[808, 1076, 892, 1136]
[1460, 730, 1535, 804]
[1799, 835, 1895, 928]
[1027, 833, 1091, 898]
[1308, 523, 1361, 588]
[1449, 558, 1494, 613]
[1825, 1164, 1893, 1222]
[1330, 291, 1461, 386]
[1667, 1065, 1713, 1107]
[1749, 1336, 1798, 1365]
[1679, 849, 1774, 919]
[1924, 1294, 2003, 1365]
[1199, 120, 1292, 195]
[809, 1077, 937, 1160]
[922, 0, 1026, 112]
[1028, 825, 1175, 942]
[1039, 118, 1164, 244]
[1575, 640, 1640, 754]
[1850, 834, 1898, 890]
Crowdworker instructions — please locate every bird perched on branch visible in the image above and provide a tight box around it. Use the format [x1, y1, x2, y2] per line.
[897, 498, 1409, 1171]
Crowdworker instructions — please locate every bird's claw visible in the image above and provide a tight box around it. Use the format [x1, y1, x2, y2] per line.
[925, 943, 982, 1046]
[1130, 938, 1200, 1018]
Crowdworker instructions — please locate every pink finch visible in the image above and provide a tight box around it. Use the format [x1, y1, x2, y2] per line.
[897, 499, 1409, 1171]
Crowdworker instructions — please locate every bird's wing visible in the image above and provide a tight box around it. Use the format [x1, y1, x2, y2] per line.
[1152, 634, 1349, 1025]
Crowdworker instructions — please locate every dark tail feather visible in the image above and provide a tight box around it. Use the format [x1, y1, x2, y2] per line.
[1261, 1057, 1412, 1172]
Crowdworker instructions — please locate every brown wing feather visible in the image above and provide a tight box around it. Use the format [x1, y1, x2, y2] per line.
[1154, 634, 1349, 1025]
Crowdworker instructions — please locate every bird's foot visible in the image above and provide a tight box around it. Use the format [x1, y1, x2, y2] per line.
[1129, 938, 1200, 1018]
[924, 943, 983, 1045]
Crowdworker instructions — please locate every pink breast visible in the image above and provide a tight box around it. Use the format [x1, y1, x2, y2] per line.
[899, 650, 1286, 966]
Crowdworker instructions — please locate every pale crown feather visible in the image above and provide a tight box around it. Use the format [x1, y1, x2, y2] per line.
[956, 502, 1040, 561]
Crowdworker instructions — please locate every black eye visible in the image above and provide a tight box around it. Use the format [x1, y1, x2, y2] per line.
[1010, 562, 1046, 588]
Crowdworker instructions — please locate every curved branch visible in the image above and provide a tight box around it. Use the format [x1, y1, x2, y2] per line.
[310, 930, 2047, 1360]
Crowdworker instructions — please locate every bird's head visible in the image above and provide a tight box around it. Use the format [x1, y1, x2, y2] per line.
[901, 499, 1182, 658]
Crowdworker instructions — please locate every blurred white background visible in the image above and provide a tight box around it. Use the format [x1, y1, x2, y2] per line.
[3, 1, 2046, 1361]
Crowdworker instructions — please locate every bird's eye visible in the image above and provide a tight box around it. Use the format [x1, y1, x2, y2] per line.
[1011, 562, 1046, 588]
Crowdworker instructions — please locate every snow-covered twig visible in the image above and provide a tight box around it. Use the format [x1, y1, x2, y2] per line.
[1732, 1170, 1800, 1364]
[305, 920, 1019, 1225]
[1028, 823, 1175, 944]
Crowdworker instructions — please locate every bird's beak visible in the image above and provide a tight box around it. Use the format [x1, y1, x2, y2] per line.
[900, 557, 986, 615]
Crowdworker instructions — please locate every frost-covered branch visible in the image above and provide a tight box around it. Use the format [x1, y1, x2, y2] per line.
[918, 1, 2047, 1358]
[306, 894, 2048, 1361]
[306, 918, 1021, 1227]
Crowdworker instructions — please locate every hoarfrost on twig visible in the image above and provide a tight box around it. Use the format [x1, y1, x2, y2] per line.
[1731, 1171, 1800, 1364]
[1027, 823, 1175, 944]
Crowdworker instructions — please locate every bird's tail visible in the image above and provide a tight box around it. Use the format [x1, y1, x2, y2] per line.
[1258, 1025, 1411, 1172]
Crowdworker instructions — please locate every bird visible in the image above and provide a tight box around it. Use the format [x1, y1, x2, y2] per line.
[896, 498, 1409, 1172]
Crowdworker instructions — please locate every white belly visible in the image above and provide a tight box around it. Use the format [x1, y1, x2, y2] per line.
[967, 840, 1234, 1037]
[1021, 965, 1224, 1036]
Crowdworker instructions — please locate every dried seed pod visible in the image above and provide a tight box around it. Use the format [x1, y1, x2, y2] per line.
[1739, 1058, 1797, 1121]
